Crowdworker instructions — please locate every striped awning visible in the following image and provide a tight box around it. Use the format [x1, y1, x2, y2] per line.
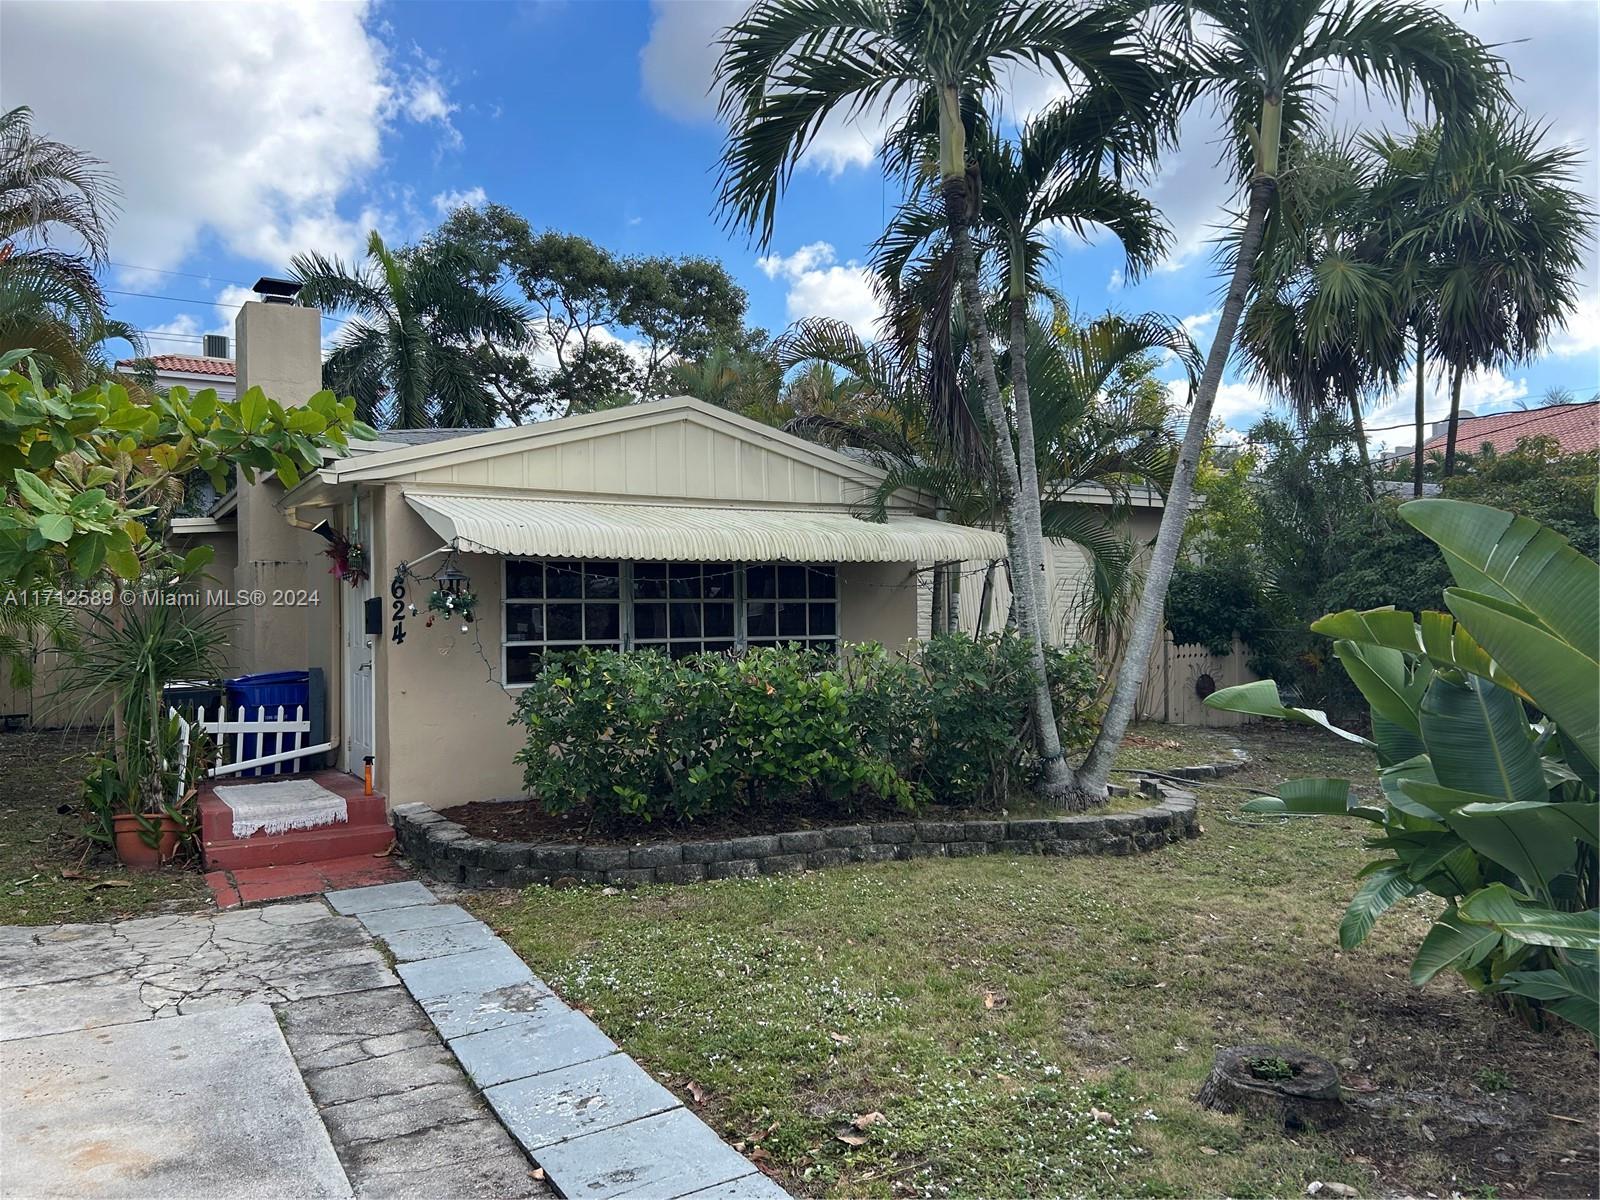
[404, 492, 1007, 563]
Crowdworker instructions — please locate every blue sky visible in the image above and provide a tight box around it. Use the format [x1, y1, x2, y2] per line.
[4, 0, 1597, 448]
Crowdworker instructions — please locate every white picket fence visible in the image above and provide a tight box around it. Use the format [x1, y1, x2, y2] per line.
[167, 703, 336, 783]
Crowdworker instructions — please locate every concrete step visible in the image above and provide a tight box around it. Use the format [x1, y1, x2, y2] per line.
[203, 823, 396, 871]
[199, 791, 389, 843]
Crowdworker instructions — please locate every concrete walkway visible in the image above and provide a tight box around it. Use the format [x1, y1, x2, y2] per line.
[0, 884, 789, 1199]
[327, 881, 790, 1200]
[0, 902, 545, 1198]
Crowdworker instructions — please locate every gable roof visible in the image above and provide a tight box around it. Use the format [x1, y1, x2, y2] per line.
[1419, 401, 1598, 457]
[316, 395, 891, 492]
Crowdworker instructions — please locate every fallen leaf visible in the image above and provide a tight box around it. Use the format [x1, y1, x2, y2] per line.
[1200, 1147, 1219, 1156]
[528, 1168, 545, 1181]
[982, 988, 1007, 1010]
[828, 1032, 852, 1046]
[852, 1111, 886, 1131]
[59, 868, 86, 880]
[687, 1080, 707, 1106]
[1090, 1107, 1117, 1127]
[836, 1131, 869, 1147]
[88, 879, 131, 890]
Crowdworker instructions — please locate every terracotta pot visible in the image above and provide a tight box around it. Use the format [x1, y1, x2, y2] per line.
[112, 813, 181, 869]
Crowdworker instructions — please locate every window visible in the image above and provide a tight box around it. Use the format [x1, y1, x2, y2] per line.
[503, 559, 840, 683]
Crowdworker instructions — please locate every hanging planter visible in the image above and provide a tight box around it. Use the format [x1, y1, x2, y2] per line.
[426, 561, 476, 631]
[322, 528, 369, 587]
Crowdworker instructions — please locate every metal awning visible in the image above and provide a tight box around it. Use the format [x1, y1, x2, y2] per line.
[405, 492, 1007, 563]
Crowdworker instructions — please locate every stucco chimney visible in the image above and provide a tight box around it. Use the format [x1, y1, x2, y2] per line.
[229, 297, 329, 677]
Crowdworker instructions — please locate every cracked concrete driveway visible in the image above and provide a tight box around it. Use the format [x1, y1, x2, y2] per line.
[0, 903, 548, 1199]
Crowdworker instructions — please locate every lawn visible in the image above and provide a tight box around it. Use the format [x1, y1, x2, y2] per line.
[472, 723, 1599, 1199]
[0, 730, 206, 925]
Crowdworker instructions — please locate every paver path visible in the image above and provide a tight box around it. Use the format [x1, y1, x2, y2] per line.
[327, 881, 791, 1200]
[0, 902, 546, 1198]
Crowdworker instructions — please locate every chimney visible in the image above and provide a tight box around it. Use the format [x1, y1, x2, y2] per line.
[1431, 411, 1474, 440]
[230, 286, 327, 675]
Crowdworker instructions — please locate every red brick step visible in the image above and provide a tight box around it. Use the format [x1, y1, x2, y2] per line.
[198, 770, 392, 871]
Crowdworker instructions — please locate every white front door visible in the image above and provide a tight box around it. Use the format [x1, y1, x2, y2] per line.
[342, 502, 376, 773]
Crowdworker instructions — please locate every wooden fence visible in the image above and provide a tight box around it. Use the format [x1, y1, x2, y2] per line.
[1136, 633, 1259, 727]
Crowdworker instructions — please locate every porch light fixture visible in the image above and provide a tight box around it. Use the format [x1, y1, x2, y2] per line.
[437, 561, 471, 598]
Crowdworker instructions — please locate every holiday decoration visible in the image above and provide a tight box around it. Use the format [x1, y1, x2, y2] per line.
[323, 528, 369, 587]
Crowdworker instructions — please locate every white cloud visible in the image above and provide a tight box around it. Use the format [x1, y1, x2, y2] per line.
[432, 186, 488, 217]
[757, 242, 882, 338]
[1107, 267, 1125, 293]
[0, 0, 459, 273]
[1548, 291, 1600, 359]
[640, 0, 887, 178]
[1181, 309, 1219, 341]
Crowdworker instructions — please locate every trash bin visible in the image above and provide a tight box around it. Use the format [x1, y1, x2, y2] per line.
[162, 680, 223, 718]
[225, 670, 311, 777]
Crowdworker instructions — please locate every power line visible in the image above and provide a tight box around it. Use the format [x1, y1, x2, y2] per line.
[105, 261, 254, 287]
[105, 287, 340, 322]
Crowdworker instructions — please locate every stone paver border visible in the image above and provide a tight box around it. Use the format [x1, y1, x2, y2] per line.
[395, 776, 1203, 889]
[327, 881, 787, 1200]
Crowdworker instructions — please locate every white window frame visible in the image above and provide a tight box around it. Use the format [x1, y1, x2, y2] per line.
[501, 559, 841, 687]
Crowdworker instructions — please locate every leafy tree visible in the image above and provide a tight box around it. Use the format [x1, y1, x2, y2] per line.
[0, 105, 141, 387]
[436, 205, 748, 409]
[1369, 114, 1594, 477]
[1078, 0, 1508, 798]
[716, 0, 1159, 800]
[667, 339, 785, 424]
[293, 230, 530, 429]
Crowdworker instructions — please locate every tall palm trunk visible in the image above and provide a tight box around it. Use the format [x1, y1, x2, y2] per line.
[1007, 264, 1052, 640]
[937, 93, 1069, 799]
[1073, 174, 1277, 800]
[1350, 394, 1376, 499]
[1442, 359, 1465, 477]
[1412, 329, 1426, 497]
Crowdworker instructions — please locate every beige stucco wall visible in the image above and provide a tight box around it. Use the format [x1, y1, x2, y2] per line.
[952, 507, 1164, 647]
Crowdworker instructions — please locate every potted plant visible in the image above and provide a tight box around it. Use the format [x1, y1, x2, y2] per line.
[62, 602, 228, 868]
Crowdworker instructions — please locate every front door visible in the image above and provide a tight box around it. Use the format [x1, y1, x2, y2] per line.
[342, 500, 376, 774]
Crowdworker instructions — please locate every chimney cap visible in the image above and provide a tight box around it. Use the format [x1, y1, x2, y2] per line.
[252, 276, 302, 303]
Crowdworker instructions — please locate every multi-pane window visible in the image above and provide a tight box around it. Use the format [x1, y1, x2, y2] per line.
[744, 563, 837, 652]
[503, 559, 840, 683]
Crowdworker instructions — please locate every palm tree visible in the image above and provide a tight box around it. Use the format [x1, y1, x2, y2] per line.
[874, 89, 1172, 637]
[780, 311, 1195, 651]
[293, 231, 530, 429]
[716, 0, 1162, 797]
[1073, 0, 1508, 799]
[0, 105, 140, 386]
[1237, 138, 1406, 495]
[1370, 113, 1594, 479]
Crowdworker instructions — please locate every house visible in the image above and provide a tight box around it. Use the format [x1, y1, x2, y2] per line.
[1386, 400, 1599, 462]
[151, 290, 1175, 811]
[115, 341, 239, 401]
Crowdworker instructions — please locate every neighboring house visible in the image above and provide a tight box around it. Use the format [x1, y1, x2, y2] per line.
[115, 341, 238, 401]
[105, 293, 1173, 809]
[1384, 400, 1599, 462]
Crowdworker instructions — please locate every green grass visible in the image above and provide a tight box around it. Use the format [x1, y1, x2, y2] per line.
[473, 723, 1596, 1199]
[0, 730, 206, 925]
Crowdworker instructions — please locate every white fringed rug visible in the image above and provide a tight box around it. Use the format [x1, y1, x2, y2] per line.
[214, 779, 349, 839]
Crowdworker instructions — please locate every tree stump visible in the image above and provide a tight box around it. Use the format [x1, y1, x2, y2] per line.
[1195, 1044, 1345, 1131]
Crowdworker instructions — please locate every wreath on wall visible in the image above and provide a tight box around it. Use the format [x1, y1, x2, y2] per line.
[323, 528, 369, 587]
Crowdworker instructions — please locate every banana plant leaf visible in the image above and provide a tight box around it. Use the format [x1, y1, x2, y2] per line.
[1240, 776, 1382, 819]
[1401, 498, 1599, 658]
[1311, 606, 1528, 701]
[1446, 588, 1600, 774]
[1499, 958, 1599, 1036]
[1339, 862, 1420, 949]
[1329, 638, 1425, 737]
[1202, 680, 1372, 746]
[1445, 801, 1595, 903]
[1419, 674, 1547, 806]
[1411, 906, 1502, 985]
[1458, 883, 1600, 951]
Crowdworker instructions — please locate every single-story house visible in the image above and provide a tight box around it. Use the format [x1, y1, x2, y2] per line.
[1382, 400, 1599, 462]
[126, 291, 1171, 810]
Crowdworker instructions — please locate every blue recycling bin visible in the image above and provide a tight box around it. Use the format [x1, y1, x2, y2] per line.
[225, 671, 310, 777]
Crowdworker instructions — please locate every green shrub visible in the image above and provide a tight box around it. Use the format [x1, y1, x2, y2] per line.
[512, 634, 1103, 826]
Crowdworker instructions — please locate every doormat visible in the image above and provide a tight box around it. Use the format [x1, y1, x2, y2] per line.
[214, 779, 350, 839]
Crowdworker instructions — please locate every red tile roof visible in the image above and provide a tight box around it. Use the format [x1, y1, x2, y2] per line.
[115, 354, 235, 377]
[1420, 401, 1599, 457]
